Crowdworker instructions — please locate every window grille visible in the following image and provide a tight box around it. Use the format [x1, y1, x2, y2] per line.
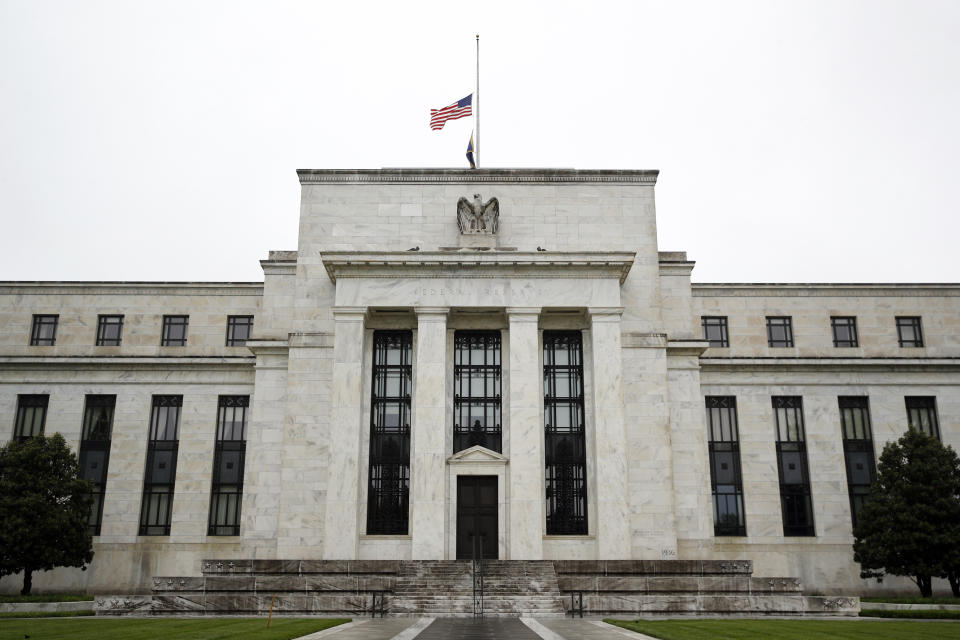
[905, 396, 940, 439]
[838, 397, 876, 528]
[161, 315, 189, 346]
[226, 316, 254, 346]
[453, 331, 502, 453]
[706, 396, 746, 536]
[544, 330, 587, 535]
[208, 396, 248, 535]
[79, 395, 115, 535]
[13, 394, 48, 441]
[701, 316, 729, 347]
[773, 396, 815, 536]
[896, 316, 923, 347]
[96, 315, 124, 346]
[30, 315, 58, 346]
[831, 317, 858, 348]
[766, 317, 794, 347]
[139, 395, 181, 535]
[366, 331, 412, 535]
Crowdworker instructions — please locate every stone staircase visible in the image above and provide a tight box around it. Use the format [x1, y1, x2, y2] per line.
[93, 558, 858, 617]
[391, 560, 565, 617]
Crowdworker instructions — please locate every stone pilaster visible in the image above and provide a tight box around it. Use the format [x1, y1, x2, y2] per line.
[506, 307, 544, 559]
[410, 307, 449, 559]
[589, 307, 631, 559]
[322, 307, 366, 559]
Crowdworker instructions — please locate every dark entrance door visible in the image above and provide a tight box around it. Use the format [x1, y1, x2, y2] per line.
[456, 475, 498, 560]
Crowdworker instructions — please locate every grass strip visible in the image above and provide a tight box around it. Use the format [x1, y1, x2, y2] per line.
[862, 596, 960, 605]
[0, 617, 348, 640]
[605, 618, 960, 640]
[861, 608, 960, 619]
[0, 610, 95, 619]
[0, 594, 93, 603]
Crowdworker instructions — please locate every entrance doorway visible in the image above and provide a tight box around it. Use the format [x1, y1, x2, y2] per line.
[456, 475, 498, 559]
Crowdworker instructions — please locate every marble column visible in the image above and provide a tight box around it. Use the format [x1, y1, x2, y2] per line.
[322, 307, 366, 559]
[410, 307, 449, 559]
[589, 307, 631, 559]
[507, 307, 544, 559]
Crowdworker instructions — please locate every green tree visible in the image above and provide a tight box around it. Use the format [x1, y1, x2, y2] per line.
[853, 427, 960, 597]
[0, 433, 94, 595]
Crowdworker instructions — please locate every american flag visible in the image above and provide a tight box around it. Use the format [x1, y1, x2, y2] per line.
[430, 94, 472, 130]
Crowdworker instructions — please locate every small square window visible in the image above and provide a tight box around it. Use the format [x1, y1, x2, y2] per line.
[896, 317, 923, 347]
[96, 315, 124, 346]
[225, 316, 254, 347]
[161, 315, 189, 346]
[766, 316, 794, 348]
[30, 315, 59, 346]
[831, 317, 858, 348]
[701, 316, 729, 347]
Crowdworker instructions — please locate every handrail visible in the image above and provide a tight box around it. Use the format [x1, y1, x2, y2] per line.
[472, 535, 484, 618]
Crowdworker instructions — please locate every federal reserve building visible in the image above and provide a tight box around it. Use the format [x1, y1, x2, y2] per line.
[1, 168, 956, 615]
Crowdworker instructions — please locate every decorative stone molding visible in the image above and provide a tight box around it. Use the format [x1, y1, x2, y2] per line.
[666, 339, 710, 357]
[693, 283, 960, 297]
[287, 332, 334, 348]
[700, 356, 960, 372]
[320, 251, 636, 284]
[447, 445, 508, 466]
[0, 282, 263, 296]
[622, 333, 669, 349]
[297, 168, 659, 185]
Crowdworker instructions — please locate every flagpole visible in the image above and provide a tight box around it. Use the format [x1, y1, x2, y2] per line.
[475, 34, 480, 169]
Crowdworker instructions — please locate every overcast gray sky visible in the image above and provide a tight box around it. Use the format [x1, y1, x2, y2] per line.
[1, 0, 957, 283]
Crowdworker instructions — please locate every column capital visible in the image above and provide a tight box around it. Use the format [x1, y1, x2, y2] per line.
[414, 306, 450, 321]
[505, 307, 542, 320]
[587, 307, 624, 321]
[332, 306, 367, 320]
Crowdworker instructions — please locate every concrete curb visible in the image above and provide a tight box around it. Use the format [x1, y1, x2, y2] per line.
[863, 602, 960, 611]
[0, 601, 94, 613]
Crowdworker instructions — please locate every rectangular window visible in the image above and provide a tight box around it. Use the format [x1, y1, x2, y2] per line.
[766, 317, 794, 347]
[896, 316, 923, 347]
[96, 315, 124, 346]
[454, 331, 502, 453]
[544, 330, 587, 535]
[838, 397, 876, 528]
[139, 395, 181, 535]
[79, 395, 115, 536]
[208, 396, 248, 536]
[773, 396, 815, 536]
[366, 331, 412, 535]
[30, 315, 58, 346]
[706, 396, 746, 536]
[831, 317, 858, 348]
[161, 315, 189, 346]
[13, 394, 48, 441]
[225, 315, 254, 347]
[905, 396, 940, 440]
[701, 316, 729, 347]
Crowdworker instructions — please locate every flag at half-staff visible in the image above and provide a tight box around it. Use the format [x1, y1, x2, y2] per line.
[430, 94, 472, 130]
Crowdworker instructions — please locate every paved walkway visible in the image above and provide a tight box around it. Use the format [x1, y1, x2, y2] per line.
[297, 617, 653, 640]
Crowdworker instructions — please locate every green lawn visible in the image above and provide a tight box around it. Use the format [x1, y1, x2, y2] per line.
[861, 609, 960, 619]
[0, 617, 348, 640]
[606, 619, 960, 640]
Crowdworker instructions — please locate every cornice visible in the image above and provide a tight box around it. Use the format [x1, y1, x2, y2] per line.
[297, 168, 659, 185]
[700, 356, 960, 373]
[0, 282, 263, 296]
[0, 355, 255, 371]
[320, 250, 636, 285]
[693, 283, 960, 297]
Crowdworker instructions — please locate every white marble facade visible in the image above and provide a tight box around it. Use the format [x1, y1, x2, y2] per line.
[1, 169, 959, 595]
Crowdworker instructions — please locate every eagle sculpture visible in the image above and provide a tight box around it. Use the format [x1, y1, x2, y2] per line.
[457, 193, 500, 234]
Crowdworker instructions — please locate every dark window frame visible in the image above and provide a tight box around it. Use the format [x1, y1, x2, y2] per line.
[225, 315, 254, 347]
[705, 396, 746, 536]
[30, 314, 58, 346]
[773, 396, 815, 536]
[905, 396, 940, 440]
[701, 316, 729, 348]
[838, 397, 876, 529]
[13, 394, 48, 441]
[831, 316, 858, 348]
[453, 330, 503, 453]
[544, 330, 588, 536]
[896, 316, 924, 347]
[79, 395, 115, 536]
[161, 315, 189, 347]
[96, 314, 124, 346]
[366, 330, 412, 535]
[139, 395, 181, 536]
[766, 316, 794, 348]
[208, 395, 248, 536]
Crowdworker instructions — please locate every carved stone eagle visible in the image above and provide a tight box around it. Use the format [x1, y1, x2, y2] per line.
[457, 193, 499, 234]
